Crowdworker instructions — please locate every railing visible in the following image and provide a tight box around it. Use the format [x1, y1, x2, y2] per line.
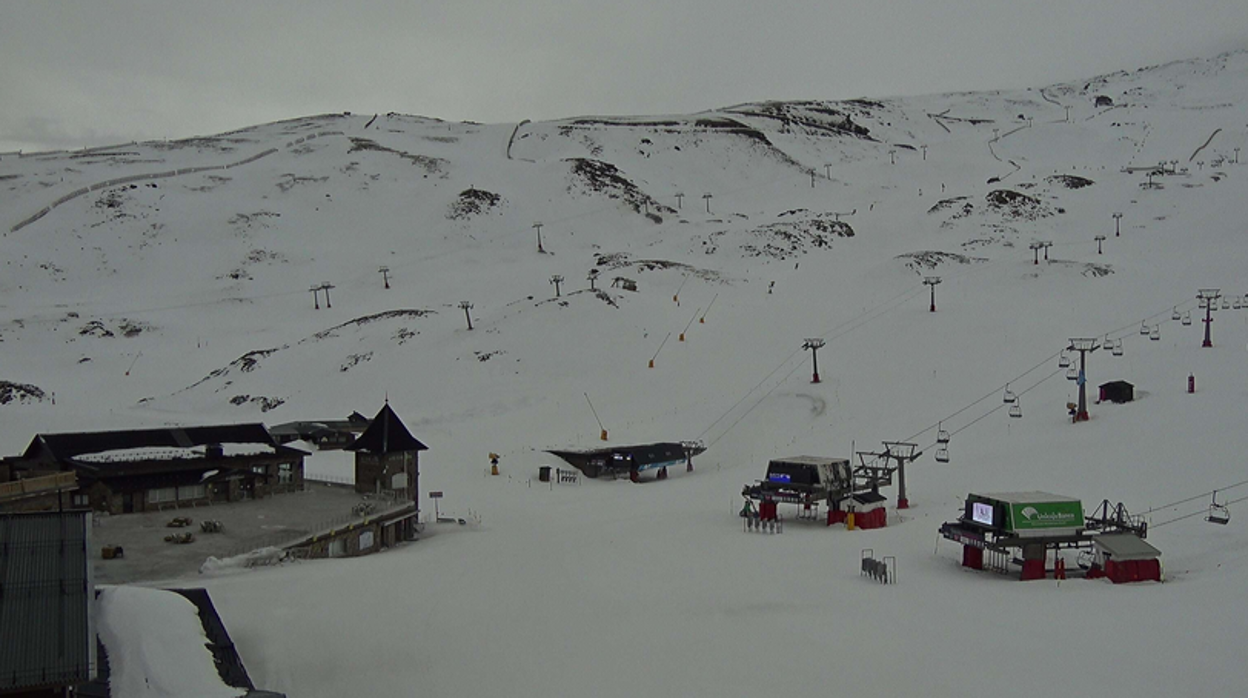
[0, 472, 77, 500]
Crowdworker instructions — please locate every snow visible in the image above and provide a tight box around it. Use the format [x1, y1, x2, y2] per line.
[96, 587, 244, 698]
[74, 443, 275, 464]
[4, 50, 1248, 696]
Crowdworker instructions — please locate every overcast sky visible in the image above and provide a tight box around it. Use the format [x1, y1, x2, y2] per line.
[2, 1, 1246, 153]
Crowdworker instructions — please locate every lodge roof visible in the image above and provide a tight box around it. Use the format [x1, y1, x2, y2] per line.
[19, 424, 306, 475]
[346, 403, 427, 454]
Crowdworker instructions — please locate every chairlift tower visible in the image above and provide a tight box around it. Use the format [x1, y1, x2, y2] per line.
[550, 274, 564, 297]
[459, 301, 474, 330]
[1198, 289, 1220, 347]
[878, 442, 920, 509]
[803, 338, 826, 383]
[379, 266, 391, 289]
[702, 193, 713, 213]
[1029, 242, 1043, 265]
[1095, 235, 1106, 254]
[923, 276, 942, 312]
[532, 222, 545, 253]
[1112, 212, 1123, 237]
[1067, 338, 1100, 422]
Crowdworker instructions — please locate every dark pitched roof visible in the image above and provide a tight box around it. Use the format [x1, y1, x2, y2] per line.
[346, 403, 428, 454]
[0, 511, 94, 692]
[25, 423, 280, 462]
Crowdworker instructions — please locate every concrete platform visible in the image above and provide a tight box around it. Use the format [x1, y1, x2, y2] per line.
[91, 483, 397, 584]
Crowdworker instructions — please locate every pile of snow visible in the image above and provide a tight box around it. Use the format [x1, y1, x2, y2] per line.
[96, 586, 244, 698]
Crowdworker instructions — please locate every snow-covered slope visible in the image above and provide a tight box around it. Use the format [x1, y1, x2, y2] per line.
[3, 50, 1248, 697]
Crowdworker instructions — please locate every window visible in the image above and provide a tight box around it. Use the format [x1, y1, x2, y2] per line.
[177, 484, 206, 500]
[359, 530, 375, 551]
[252, 465, 268, 475]
[278, 462, 293, 485]
[147, 487, 177, 504]
[72, 493, 90, 508]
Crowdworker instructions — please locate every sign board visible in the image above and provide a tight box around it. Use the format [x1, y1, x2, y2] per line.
[1009, 501, 1083, 532]
[429, 491, 443, 499]
[971, 502, 995, 527]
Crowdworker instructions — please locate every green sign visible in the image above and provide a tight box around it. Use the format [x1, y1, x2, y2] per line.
[1009, 501, 1083, 531]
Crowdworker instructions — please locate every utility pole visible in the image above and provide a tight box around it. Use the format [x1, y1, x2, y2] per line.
[310, 285, 321, 309]
[1113, 211, 1123, 237]
[1095, 235, 1106, 254]
[702, 193, 713, 213]
[1198, 288, 1221, 347]
[675, 192, 684, 209]
[803, 338, 825, 383]
[1067, 338, 1100, 422]
[379, 266, 390, 289]
[587, 269, 599, 291]
[549, 274, 564, 297]
[923, 276, 942, 312]
[532, 222, 544, 253]
[459, 301, 474, 330]
[1030, 241, 1043, 265]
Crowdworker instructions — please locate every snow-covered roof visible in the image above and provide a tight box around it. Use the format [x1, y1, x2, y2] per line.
[75, 443, 276, 464]
[1093, 534, 1162, 560]
[977, 492, 1081, 504]
[96, 587, 246, 698]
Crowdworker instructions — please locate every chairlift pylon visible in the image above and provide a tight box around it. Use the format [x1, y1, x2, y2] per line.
[1207, 490, 1230, 525]
[1182, 311, 1192, 326]
[1149, 325, 1160, 341]
[936, 422, 951, 444]
[1002, 384, 1017, 403]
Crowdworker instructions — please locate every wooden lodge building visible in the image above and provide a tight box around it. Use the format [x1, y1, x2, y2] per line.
[5, 424, 307, 515]
[346, 402, 427, 504]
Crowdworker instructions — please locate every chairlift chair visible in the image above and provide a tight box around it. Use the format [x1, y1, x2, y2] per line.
[1002, 384, 1017, 403]
[936, 423, 951, 444]
[1235, 298, 1243, 310]
[1112, 338, 1124, 356]
[1222, 298, 1231, 310]
[934, 446, 950, 463]
[1171, 307, 1181, 321]
[1207, 491, 1230, 525]
[1058, 352, 1071, 369]
[1008, 398, 1022, 419]
[1182, 311, 1192, 326]
[1149, 325, 1160, 341]
[1066, 366, 1079, 380]
[1139, 321, 1149, 335]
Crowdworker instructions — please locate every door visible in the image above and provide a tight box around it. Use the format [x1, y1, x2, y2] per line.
[122, 492, 134, 514]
